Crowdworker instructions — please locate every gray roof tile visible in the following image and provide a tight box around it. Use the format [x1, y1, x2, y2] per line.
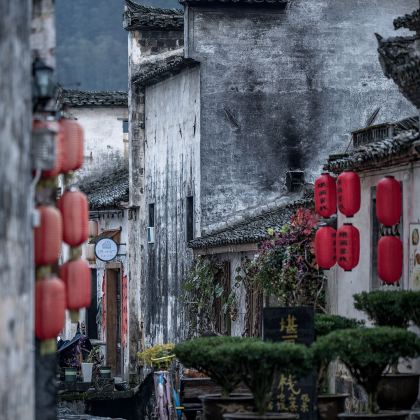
[79, 167, 129, 210]
[189, 196, 313, 250]
[124, 1, 183, 31]
[59, 89, 128, 108]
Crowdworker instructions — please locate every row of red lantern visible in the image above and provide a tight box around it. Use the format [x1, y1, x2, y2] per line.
[315, 173, 402, 225]
[35, 259, 91, 340]
[315, 225, 402, 284]
[315, 171, 361, 218]
[34, 190, 89, 265]
[34, 190, 90, 340]
[315, 224, 360, 271]
[33, 118, 84, 178]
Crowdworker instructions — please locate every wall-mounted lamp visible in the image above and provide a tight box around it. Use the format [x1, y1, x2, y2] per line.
[32, 57, 56, 110]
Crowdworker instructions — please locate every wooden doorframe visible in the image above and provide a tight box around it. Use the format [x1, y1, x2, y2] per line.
[105, 264, 122, 377]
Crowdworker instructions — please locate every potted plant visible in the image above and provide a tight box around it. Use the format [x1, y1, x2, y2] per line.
[138, 343, 175, 371]
[221, 339, 312, 419]
[315, 327, 420, 419]
[314, 314, 363, 419]
[354, 291, 420, 410]
[174, 336, 254, 420]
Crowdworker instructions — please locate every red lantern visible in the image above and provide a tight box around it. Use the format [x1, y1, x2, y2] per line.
[376, 176, 402, 227]
[58, 190, 89, 246]
[59, 119, 84, 173]
[314, 173, 337, 218]
[35, 276, 66, 340]
[337, 171, 361, 217]
[60, 259, 91, 310]
[315, 226, 337, 269]
[33, 120, 63, 178]
[378, 236, 403, 284]
[336, 224, 360, 271]
[34, 206, 62, 266]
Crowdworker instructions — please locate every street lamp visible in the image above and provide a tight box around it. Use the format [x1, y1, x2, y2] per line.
[32, 57, 56, 110]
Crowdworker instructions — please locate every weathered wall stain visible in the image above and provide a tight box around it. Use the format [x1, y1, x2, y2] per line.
[186, 1, 417, 227]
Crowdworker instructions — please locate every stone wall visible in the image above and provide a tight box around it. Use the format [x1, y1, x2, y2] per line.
[185, 0, 418, 228]
[143, 66, 201, 344]
[66, 106, 129, 182]
[0, 1, 34, 419]
[126, 23, 184, 359]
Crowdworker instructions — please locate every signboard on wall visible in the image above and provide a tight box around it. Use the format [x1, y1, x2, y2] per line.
[95, 238, 118, 262]
[263, 307, 316, 420]
[409, 224, 420, 290]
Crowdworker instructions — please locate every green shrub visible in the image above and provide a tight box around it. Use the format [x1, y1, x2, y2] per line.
[402, 290, 420, 328]
[315, 314, 364, 338]
[313, 314, 363, 393]
[174, 336, 245, 397]
[314, 327, 420, 414]
[223, 340, 312, 415]
[353, 291, 411, 328]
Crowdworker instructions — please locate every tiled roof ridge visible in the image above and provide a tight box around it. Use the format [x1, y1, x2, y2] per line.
[59, 89, 128, 108]
[394, 9, 420, 31]
[124, 0, 183, 31]
[203, 192, 312, 236]
[189, 194, 314, 250]
[179, 0, 288, 5]
[79, 166, 129, 210]
[132, 51, 199, 87]
[324, 130, 420, 174]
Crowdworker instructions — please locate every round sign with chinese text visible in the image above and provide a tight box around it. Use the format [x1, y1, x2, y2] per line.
[95, 238, 118, 262]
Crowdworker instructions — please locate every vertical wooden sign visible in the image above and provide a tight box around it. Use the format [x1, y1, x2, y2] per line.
[263, 306, 316, 420]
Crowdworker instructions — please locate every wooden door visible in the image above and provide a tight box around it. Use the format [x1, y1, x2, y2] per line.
[106, 268, 121, 376]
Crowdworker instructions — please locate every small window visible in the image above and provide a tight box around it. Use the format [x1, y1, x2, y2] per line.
[186, 196, 194, 241]
[122, 120, 129, 134]
[148, 203, 155, 228]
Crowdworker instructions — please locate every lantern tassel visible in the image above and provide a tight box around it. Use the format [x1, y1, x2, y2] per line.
[70, 309, 79, 323]
[40, 339, 57, 355]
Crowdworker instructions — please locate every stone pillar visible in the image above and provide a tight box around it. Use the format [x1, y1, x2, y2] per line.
[31, 1, 58, 419]
[0, 1, 35, 419]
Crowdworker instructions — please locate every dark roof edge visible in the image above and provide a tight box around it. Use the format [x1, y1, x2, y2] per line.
[179, 0, 288, 6]
[133, 55, 199, 87]
[124, 0, 184, 32]
[188, 197, 313, 250]
[58, 89, 128, 108]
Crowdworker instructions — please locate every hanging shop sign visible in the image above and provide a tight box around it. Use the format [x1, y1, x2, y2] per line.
[95, 238, 118, 262]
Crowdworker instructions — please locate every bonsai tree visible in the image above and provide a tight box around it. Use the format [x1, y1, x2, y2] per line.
[217, 339, 312, 415]
[313, 327, 420, 414]
[315, 313, 364, 338]
[174, 336, 245, 397]
[313, 314, 363, 393]
[353, 290, 411, 328]
[402, 290, 420, 328]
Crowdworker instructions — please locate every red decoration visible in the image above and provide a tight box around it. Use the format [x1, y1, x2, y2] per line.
[314, 173, 337, 218]
[35, 276, 66, 340]
[376, 176, 402, 227]
[34, 206, 62, 266]
[337, 171, 361, 217]
[60, 259, 91, 310]
[315, 226, 337, 269]
[33, 120, 63, 178]
[58, 190, 89, 246]
[59, 119, 84, 173]
[336, 224, 360, 271]
[378, 236, 403, 284]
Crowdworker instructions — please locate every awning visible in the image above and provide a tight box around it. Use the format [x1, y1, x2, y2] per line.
[89, 229, 121, 244]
